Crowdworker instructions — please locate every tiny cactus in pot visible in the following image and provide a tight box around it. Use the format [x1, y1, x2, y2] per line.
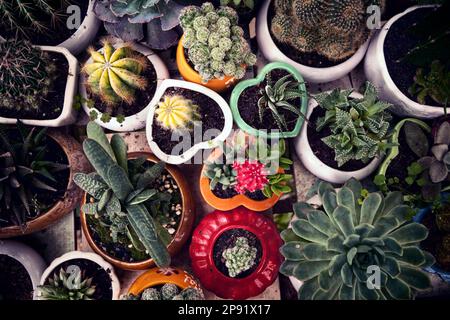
[123, 283, 204, 300]
[154, 95, 200, 131]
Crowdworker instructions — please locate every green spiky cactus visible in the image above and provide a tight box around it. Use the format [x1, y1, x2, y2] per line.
[293, 0, 325, 28]
[222, 237, 258, 278]
[137, 284, 204, 300]
[281, 178, 435, 300]
[0, 39, 58, 112]
[155, 95, 200, 131]
[83, 40, 148, 106]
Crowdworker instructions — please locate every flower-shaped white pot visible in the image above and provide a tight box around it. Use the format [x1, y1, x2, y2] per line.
[58, 0, 101, 55]
[294, 92, 382, 184]
[256, 0, 370, 84]
[0, 240, 47, 300]
[79, 41, 169, 132]
[0, 46, 79, 127]
[364, 6, 444, 119]
[146, 79, 233, 165]
[39, 251, 120, 300]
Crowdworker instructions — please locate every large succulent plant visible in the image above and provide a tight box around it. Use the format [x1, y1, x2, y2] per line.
[280, 178, 435, 300]
[93, 0, 184, 50]
[73, 122, 170, 267]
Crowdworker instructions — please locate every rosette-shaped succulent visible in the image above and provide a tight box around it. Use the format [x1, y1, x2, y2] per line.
[222, 237, 258, 277]
[281, 179, 435, 300]
[155, 95, 199, 131]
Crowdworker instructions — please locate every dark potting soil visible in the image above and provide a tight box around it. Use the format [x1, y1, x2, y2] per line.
[420, 212, 450, 273]
[152, 87, 225, 155]
[0, 255, 33, 300]
[46, 258, 113, 300]
[0, 131, 69, 228]
[0, 0, 89, 46]
[213, 228, 263, 279]
[0, 52, 68, 120]
[88, 55, 157, 119]
[238, 69, 302, 133]
[384, 7, 443, 107]
[307, 107, 368, 172]
[267, 1, 346, 68]
[212, 185, 267, 201]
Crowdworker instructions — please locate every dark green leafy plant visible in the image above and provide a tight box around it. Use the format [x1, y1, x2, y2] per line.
[280, 178, 435, 300]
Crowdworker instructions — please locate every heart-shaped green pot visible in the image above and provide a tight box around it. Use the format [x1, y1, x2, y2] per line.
[230, 62, 308, 139]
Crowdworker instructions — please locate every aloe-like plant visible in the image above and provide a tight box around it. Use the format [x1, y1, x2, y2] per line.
[73, 122, 170, 267]
[280, 178, 435, 300]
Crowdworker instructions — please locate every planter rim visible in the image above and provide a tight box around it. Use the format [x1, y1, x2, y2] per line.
[39, 251, 121, 300]
[0, 45, 78, 127]
[146, 79, 233, 165]
[79, 41, 169, 132]
[230, 61, 308, 139]
[294, 91, 383, 184]
[81, 151, 195, 270]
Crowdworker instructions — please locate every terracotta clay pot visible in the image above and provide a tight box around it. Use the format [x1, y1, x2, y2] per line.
[127, 267, 201, 296]
[0, 130, 88, 238]
[80, 152, 195, 270]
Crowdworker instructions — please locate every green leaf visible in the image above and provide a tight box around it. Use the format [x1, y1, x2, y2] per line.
[127, 189, 157, 205]
[279, 261, 297, 276]
[332, 206, 355, 237]
[398, 265, 431, 290]
[107, 165, 133, 202]
[83, 139, 116, 184]
[293, 261, 330, 281]
[404, 122, 429, 158]
[111, 134, 128, 174]
[385, 277, 411, 300]
[388, 223, 428, 245]
[280, 242, 305, 261]
[360, 193, 383, 225]
[292, 219, 329, 245]
[86, 122, 116, 162]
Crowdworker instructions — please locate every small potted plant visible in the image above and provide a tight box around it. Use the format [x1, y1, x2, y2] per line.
[79, 38, 169, 132]
[93, 0, 183, 50]
[294, 82, 393, 184]
[123, 267, 204, 300]
[0, 39, 79, 127]
[146, 79, 233, 165]
[365, 4, 449, 118]
[75, 122, 195, 270]
[0, 0, 100, 55]
[0, 122, 88, 238]
[38, 251, 120, 300]
[0, 240, 46, 300]
[257, 0, 384, 83]
[230, 62, 308, 139]
[200, 131, 293, 211]
[190, 207, 283, 300]
[281, 178, 435, 300]
[177, 2, 257, 92]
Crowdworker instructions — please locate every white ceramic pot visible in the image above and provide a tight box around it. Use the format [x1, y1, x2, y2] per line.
[364, 6, 444, 119]
[294, 92, 382, 184]
[256, 0, 370, 84]
[0, 240, 47, 300]
[146, 79, 233, 165]
[79, 41, 169, 132]
[58, 0, 101, 55]
[0, 46, 79, 127]
[39, 251, 120, 300]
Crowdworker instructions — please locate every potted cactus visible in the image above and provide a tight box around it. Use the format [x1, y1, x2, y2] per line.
[294, 82, 393, 184]
[219, 0, 264, 25]
[38, 251, 120, 300]
[257, 0, 383, 83]
[230, 62, 308, 139]
[177, 2, 257, 92]
[190, 207, 283, 300]
[199, 131, 293, 211]
[146, 79, 233, 165]
[79, 38, 169, 132]
[365, 4, 449, 118]
[0, 123, 88, 238]
[0, 240, 46, 300]
[281, 178, 435, 300]
[0, 39, 79, 127]
[124, 267, 204, 300]
[0, 0, 100, 55]
[75, 122, 195, 270]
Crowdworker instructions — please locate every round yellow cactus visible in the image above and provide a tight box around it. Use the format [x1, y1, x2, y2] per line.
[83, 40, 148, 105]
[155, 95, 199, 131]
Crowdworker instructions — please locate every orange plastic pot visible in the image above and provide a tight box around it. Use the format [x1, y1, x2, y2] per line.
[81, 152, 195, 270]
[128, 267, 201, 296]
[176, 36, 238, 92]
[199, 148, 283, 212]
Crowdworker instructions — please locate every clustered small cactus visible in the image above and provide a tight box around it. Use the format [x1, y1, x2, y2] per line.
[83, 39, 148, 106]
[222, 236, 257, 278]
[124, 283, 204, 300]
[155, 95, 200, 131]
[38, 266, 96, 300]
[179, 2, 257, 83]
[0, 39, 58, 112]
[271, 0, 384, 61]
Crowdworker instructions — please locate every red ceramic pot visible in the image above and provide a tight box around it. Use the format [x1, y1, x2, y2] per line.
[189, 208, 283, 300]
